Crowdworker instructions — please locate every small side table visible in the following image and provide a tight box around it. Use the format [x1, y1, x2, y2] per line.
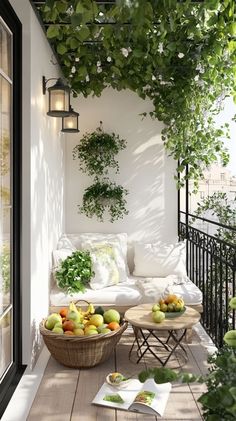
[124, 304, 201, 367]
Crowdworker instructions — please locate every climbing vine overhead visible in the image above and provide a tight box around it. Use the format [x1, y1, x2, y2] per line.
[41, 0, 236, 188]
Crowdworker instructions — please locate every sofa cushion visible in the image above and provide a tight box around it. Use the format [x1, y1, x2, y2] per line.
[133, 241, 187, 277]
[57, 233, 130, 274]
[84, 243, 120, 290]
[50, 276, 202, 308]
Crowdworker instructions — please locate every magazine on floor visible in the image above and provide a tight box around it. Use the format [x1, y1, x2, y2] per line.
[92, 378, 171, 416]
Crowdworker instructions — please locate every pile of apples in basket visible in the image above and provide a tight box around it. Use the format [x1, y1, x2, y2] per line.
[44, 302, 122, 336]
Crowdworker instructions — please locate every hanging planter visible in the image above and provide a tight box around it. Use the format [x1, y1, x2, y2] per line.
[73, 123, 126, 177]
[79, 179, 128, 223]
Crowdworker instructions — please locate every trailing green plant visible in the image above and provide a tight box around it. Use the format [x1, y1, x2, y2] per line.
[73, 124, 126, 176]
[55, 250, 94, 294]
[41, 0, 236, 189]
[79, 179, 128, 222]
[138, 346, 236, 420]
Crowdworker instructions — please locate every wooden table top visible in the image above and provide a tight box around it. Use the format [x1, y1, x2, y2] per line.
[124, 304, 201, 330]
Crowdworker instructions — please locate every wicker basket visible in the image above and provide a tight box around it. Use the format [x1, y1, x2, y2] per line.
[40, 305, 128, 368]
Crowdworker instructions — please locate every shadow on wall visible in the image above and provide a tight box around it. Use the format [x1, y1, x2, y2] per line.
[66, 88, 177, 244]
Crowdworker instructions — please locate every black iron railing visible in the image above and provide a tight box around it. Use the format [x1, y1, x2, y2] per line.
[179, 213, 236, 348]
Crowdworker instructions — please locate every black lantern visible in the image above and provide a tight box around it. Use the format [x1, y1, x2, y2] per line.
[42, 76, 71, 117]
[61, 106, 80, 133]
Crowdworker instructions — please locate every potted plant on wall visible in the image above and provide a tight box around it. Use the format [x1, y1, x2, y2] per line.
[73, 122, 127, 177]
[79, 178, 128, 223]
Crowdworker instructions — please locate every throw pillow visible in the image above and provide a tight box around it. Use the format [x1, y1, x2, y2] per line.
[81, 239, 127, 283]
[83, 243, 120, 290]
[58, 233, 130, 274]
[133, 241, 187, 277]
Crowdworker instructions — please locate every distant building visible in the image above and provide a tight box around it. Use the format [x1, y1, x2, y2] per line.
[188, 163, 236, 214]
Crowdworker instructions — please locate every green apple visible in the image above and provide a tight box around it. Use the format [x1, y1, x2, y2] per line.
[152, 311, 165, 323]
[89, 314, 104, 327]
[67, 310, 82, 323]
[73, 321, 84, 329]
[45, 313, 62, 330]
[229, 297, 236, 310]
[85, 329, 98, 336]
[103, 309, 120, 324]
[224, 330, 236, 347]
[97, 323, 108, 333]
[152, 304, 161, 312]
[100, 328, 111, 334]
[52, 326, 64, 334]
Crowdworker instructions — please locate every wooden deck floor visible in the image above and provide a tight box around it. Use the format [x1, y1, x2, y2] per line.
[27, 328, 209, 421]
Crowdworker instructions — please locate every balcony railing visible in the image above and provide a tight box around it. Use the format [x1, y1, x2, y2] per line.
[179, 213, 236, 348]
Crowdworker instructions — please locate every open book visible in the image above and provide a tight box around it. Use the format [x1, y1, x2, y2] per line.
[92, 378, 171, 416]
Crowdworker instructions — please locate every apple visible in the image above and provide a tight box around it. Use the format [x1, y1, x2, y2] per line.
[73, 328, 84, 336]
[89, 314, 104, 327]
[85, 329, 98, 336]
[224, 330, 236, 347]
[152, 311, 165, 323]
[152, 304, 161, 312]
[67, 310, 82, 324]
[103, 309, 120, 324]
[97, 324, 108, 333]
[100, 328, 111, 334]
[160, 303, 168, 312]
[52, 326, 64, 334]
[45, 313, 62, 330]
[229, 297, 236, 310]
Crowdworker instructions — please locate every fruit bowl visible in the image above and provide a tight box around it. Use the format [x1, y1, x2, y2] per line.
[106, 373, 132, 389]
[164, 307, 186, 318]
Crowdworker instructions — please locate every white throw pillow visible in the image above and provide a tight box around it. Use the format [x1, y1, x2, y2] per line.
[83, 243, 120, 290]
[57, 233, 129, 274]
[133, 241, 187, 277]
[53, 248, 74, 270]
[81, 239, 127, 283]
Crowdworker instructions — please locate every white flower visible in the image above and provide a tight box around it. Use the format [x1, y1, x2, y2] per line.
[107, 56, 112, 62]
[194, 75, 199, 81]
[158, 43, 164, 54]
[99, 11, 104, 17]
[97, 67, 102, 74]
[97, 61, 101, 67]
[152, 75, 156, 81]
[127, 47, 132, 53]
[75, 57, 80, 62]
[178, 52, 184, 58]
[121, 48, 130, 57]
[190, 104, 196, 111]
[85, 75, 90, 82]
[71, 66, 76, 74]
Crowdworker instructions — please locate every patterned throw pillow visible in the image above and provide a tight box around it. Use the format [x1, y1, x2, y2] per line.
[83, 243, 120, 290]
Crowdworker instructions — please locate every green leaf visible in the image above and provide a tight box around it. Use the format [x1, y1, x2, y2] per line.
[71, 14, 83, 27]
[46, 25, 59, 39]
[77, 26, 90, 42]
[76, 2, 85, 14]
[57, 43, 67, 55]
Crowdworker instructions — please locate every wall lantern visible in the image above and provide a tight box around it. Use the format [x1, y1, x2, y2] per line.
[61, 106, 80, 133]
[42, 76, 71, 117]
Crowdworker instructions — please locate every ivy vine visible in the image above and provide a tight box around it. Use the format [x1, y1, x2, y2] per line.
[79, 179, 128, 222]
[41, 0, 236, 189]
[72, 123, 126, 176]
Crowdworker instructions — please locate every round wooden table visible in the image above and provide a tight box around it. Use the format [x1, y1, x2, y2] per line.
[125, 304, 201, 367]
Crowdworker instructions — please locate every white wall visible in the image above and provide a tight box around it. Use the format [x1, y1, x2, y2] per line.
[9, 0, 65, 367]
[66, 89, 177, 245]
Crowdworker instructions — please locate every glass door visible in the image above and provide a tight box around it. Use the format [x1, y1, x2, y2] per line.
[0, 14, 13, 385]
[0, 1, 24, 416]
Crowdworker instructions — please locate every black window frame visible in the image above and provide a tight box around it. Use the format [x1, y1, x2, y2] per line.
[0, 0, 26, 417]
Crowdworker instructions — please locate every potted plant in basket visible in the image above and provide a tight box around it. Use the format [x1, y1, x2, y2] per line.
[79, 178, 128, 222]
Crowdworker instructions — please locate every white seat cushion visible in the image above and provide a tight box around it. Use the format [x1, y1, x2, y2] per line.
[50, 276, 202, 307]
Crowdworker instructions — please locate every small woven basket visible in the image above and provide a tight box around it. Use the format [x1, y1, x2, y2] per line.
[40, 301, 127, 368]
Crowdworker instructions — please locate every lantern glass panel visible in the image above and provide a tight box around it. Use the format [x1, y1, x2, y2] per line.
[50, 89, 69, 113]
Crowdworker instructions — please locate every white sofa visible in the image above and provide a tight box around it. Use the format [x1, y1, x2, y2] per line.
[50, 233, 203, 313]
